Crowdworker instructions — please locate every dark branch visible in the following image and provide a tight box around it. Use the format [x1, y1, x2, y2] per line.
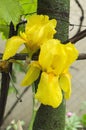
[77, 53, 86, 60]
[75, 0, 84, 33]
[0, 64, 12, 126]
[8, 22, 16, 37]
[0, 22, 16, 127]
[64, 29, 86, 43]
[3, 87, 29, 122]
[0, 53, 86, 61]
[0, 28, 85, 61]
[15, 20, 27, 34]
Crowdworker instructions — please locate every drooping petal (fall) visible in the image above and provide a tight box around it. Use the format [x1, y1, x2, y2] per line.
[59, 72, 71, 99]
[3, 36, 25, 60]
[35, 72, 62, 108]
[21, 62, 41, 86]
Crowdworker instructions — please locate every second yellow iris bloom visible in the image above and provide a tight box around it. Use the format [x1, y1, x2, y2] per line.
[21, 39, 78, 108]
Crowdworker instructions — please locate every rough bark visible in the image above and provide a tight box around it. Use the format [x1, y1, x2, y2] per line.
[37, 0, 70, 42]
[33, 0, 70, 130]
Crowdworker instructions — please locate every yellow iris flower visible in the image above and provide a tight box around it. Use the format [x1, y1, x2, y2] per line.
[3, 15, 57, 60]
[21, 39, 79, 108]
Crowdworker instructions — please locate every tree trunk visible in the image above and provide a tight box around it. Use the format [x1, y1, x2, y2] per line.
[33, 0, 70, 130]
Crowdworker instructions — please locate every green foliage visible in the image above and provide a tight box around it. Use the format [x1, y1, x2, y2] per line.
[65, 113, 81, 130]
[19, 0, 37, 16]
[0, 0, 37, 38]
[8, 61, 26, 95]
[6, 120, 25, 130]
[0, 0, 23, 38]
[0, 24, 9, 38]
[8, 70, 17, 95]
[8, 85, 17, 95]
[80, 101, 86, 112]
[13, 61, 27, 73]
[81, 114, 86, 127]
[0, 0, 23, 25]
[79, 101, 86, 127]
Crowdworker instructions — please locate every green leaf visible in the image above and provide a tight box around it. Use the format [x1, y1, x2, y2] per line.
[13, 61, 26, 73]
[0, 24, 9, 38]
[11, 70, 17, 83]
[0, 0, 23, 25]
[8, 86, 17, 94]
[6, 126, 12, 130]
[81, 114, 86, 127]
[0, 0, 37, 38]
[19, 0, 37, 15]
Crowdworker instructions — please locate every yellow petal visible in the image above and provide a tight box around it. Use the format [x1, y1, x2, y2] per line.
[51, 40, 67, 75]
[35, 72, 62, 108]
[64, 42, 79, 68]
[3, 36, 25, 60]
[39, 39, 57, 70]
[59, 72, 71, 99]
[39, 39, 67, 75]
[26, 15, 56, 30]
[21, 62, 40, 86]
[25, 15, 57, 51]
[26, 15, 48, 27]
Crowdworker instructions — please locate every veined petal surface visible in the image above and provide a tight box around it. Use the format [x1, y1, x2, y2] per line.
[35, 72, 62, 108]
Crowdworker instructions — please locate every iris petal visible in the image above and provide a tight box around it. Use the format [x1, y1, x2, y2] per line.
[35, 72, 62, 108]
[59, 72, 71, 99]
[21, 62, 40, 86]
[39, 39, 67, 75]
[3, 36, 25, 60]
[39, 40, 57, 70]
[64, 42, 79, 69]
[25, 15, 57, 51]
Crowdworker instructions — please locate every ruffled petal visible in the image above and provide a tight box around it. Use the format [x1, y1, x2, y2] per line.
[25, 15, 57, 51]
[59, 72, 71, 99]
[35, 72, 62, 108]
[26, 15, 56, 30]
[26, 15, 48, 27]
[21, 62, 40, 86]
[3, 36, 25, 60]
[39, 39, 67, 75]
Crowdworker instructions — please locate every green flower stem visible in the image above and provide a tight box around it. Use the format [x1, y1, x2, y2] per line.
[28, 109, 37, 130]
[28, 83, 40, 130]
